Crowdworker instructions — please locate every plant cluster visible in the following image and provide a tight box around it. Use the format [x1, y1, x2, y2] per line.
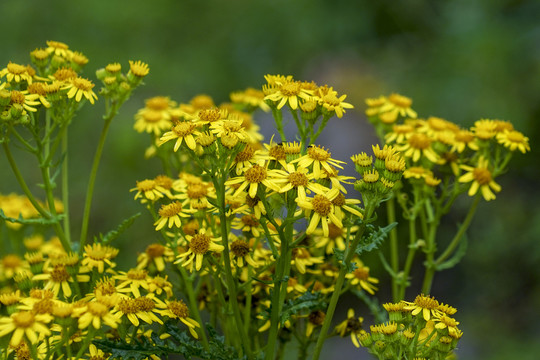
[0, 42, 529, 359]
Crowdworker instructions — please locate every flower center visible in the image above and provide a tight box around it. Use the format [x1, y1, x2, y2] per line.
[189, 234, 211, 254]
[506, 131, 525, 142]
[88, 302, 109, 316]
[73, 77, 94, 90]
[118, 298, 138, 314]
[331, 193, 346, 207]
[187, 184, 208, 199]
[455, 130, 474, 143]
[137, 179, 156, 191]
[389, 93, 412, 107]
[136, 297, 155, 312]
[235, 145, 255, 162]
[393, 124, 414, 134]
[10, 91, 25, 105]
[2, 254, 22, 268]
[50, 265, 71, 282]
[353, 267, 369, 280]
[106, 62, 122, 73]
[173, 122, 196, 137]
[280, 82, 301, 96]
[328, 223, 343, 239]
[33, 299, 54, 314]
[246, 195, 260, 208]
[53, 68, 77, 81]
[146, 244, 165, 258]
[241, 214, 259, 227]
[168, 300, 189, 318]
[308, 310, 326, 325]
[323, 94, 340, 106]
[158, 201, 183, 217]
[289, 172, 309, 187]
[347, 317, 362, 332]
[312, 195, 332, 216]
[198, 108, 223, 122]
[231, 240, 250, 257]
[7, 62, 27, 75]
[413, 294, 439, 309]
[244, 165, 267, 183]
[27, 83, 47, 96]
[142, 110, 163, 123]
[472, 168, 492, 185]
[269, 145, 286, 160]
[308, 145, 331, 161]
[408, 133, 431, 150]
[127, 269, 148, 280]
[223, 120, 243, 132]
[13, 311, 35, 328]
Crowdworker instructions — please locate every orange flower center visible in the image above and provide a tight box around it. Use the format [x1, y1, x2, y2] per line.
[7, 62, 27, 75]
[235, 145, 255, 162]
[187, 184, 208, 199]
[73, 77, 94, 91]
[10, 91, 25, 105]
[142, 110, 163, 123]
[189, 234, 211, 254]
[280, 82, 301, 96]
[312, 194, 332, 216]
[353, 267, 369, 280]
[158, 201, 183, 217]
[230, 240, 250, 257]
[472, 168, 492, 185]
[241, 214, 259, 227]
[198, 108, 223, 122]
[173, 122, 196, 137]
[13, 311, 35, 328]
[88, 301, 109, 316]
[308, 146, 331, 161]
[146, 244, 165, 258]
[289, 172, 309, 187]
[127, 269, 148, 280]
[408, 133, 431, 150]
[168, 300, 189, 318]
[413, 294, 439, 309]
[50, 265, 71, 282]
[269, 145, 286, 160]
[506, 131, 525, 143]
[244, 165, 267, 183]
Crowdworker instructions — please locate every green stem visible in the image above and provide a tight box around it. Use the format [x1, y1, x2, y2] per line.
[386, 196, 399, 302]
[79, 117, 113, 251]
[312, 203, 376, 360]
[271, 107, 286, 142]
[62, 129, 71, 244]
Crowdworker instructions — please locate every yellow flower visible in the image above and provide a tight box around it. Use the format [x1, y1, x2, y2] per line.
[296, 187, 343, 236]
[377, 93, 417, 123]
[74, 296, 121, 330]
[229, 237, 260, 268]
[158, 121, 199, 151]
[264, 78, 313, 110]
[113, 295, 163, 327]
[334, 308, 364, 348]
[496, 129, 530, 153]
[0, 62, 34, 84]
[8, 90, 41, 114]
[32, 264, 89, 298]
[134, 108, 172, 135]
[174, 229, 224, 272]
[136, 243, 175, 272]
[155, 299, 201, 338]
[226, 161, 282, 199]
[81, 243, 119, 273]
[0, 311, 52, 347]
[273, 162, 326, 201]
[291, 247, 323, 274]
[385, 123, 416, 144]
[154, 201, 193, 230]
[230, 87, 270, 112]
[317, 86, 354, 118]
[114, 269, 150, 298]
[396, 133, 439, 163]
[26, 82, 51, 108]
[434, 314, 461, 338]
[129, 60, 150, 77]
[63, 77, 98, 104]
[402, 294, 440, 321]
[45, 40, 73, 59]
[293, 145, 345, 179]
[458, 157, 501, 201]
[345, 260, 379, 295]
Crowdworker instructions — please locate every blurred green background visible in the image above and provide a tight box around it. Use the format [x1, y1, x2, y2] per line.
[1, 0, 539, 358]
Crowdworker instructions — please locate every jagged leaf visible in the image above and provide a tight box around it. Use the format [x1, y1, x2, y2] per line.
[94, 337, 167, 360]
[355, 222, 397, 256]
[333, 247, 358, 272]
[0, 209, 63, 226]
[280, 290, 324, 326]
[100, 212, 141, 244]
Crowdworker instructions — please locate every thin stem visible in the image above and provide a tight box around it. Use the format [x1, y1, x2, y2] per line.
[79, 116, 113, 251]
[386, 196, 399, 302]
[312, 203, 376, 360]
[62, 128, 71, 244]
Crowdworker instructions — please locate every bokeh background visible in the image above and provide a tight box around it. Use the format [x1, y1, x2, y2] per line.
[1, 0, 539, 358]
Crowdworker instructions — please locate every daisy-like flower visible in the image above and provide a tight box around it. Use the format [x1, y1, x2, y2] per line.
[293, 145, 346, 179]
[226, 161, 282, 198]
[174, 229, 224, 272]
[154, 201, 193, 230]
[385, 122, 416, 144]
[317, 86, 354, 118]
[296, 187, 343, 237]
[155, 299, 200, 338]
[0, 254, 29, 280]
[496, 129, 530, 153]
[305, 310, 325, 337]
[229, 237, 259, 268]
[32, 264, 89, 298]
[264, 77, 313, 110]
[451, 129, 479, 153]
[128, 60, 150, 78]
[396, 132, 439, 163]
[45, 40, 73, 59]
[402, 294, 440, 321]
[231, 144, 266, 175]
[74, 296, 121, 330]
[63, 77, 98, 104]
[433, 314, 461, 338]
[81, 243, 119, 273]
[291, 247, 324, 274]
[0, 62, 34, 84]
[130, 179, 167, 202]
[458, 157, 501, 201]
[177, 181, 216, 211]
[114, 269, 150, 298]
[273, 163, 325, 201]
[230, 87, 270, 112]
[158, 121, 199, 151]
[345, 260, 379, 295]
[377, 93, 417, 123]
[0, 311, 52, 347]
[471, 119, 497, 140]
[134, 108, 172, 135]
[335, 308, 364, 348]
[113, 295, 163, 327]
[26, 82, 51, 108]
[9, 90, 41, 114]
[210, 118, 252, 143]
[136, 243, 175, 272]
[231, 214, 263, 237]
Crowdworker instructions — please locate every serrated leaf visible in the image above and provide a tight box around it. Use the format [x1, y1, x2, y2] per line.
[94, 337, 166, 360]
[0, 209, 62, 226]
[280, 290, 325, 326]
[100, 212, 141, 244]
[355, 222, 397, 256]
[333, 247, 358, 272]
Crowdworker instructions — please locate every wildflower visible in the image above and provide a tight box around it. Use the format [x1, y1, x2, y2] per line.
[230, 87, 270, 111]
[377, 93, 417, 123]
[496, 129, 530, 153]
[396, 133, 439, 163]
[0, 62, 34, 84]
[273, 163, 324, 201]
[155, 300, 200, 338]
[231, 214, 263, 237]
[32, 264, 89, 298]
[175, 229, 224, 272]
[226, 162, 282, 198]
[45, 40, 72, 58]
[264, 78, 313, 110]
[26, 82, 50, 108]
[137, 243, 175, 272]
[128, 60, 150, 78]
[51, 67, 77, 82]
[0, 311, 52, 346]
[131, 179, 166, 202]
[402, 294, 440, 321]
[74, 296, 120, 330]
[434, 314, 461, 337]
[291, 247, 323, 274]
[335, 308, 364, 348]
[81, 243, 119, 273]
[306, 310, 326, 337]
[154, 201, 192, 230]
[385, 123, 416, 144]
[114, 269, 150, 297]
[317, 87, 354, 118]
[9, 90, 41, 113]
[296, 188, 343, 237]
[134, 108, 171, 135]
[365, 95, 386, 117]
[113, 295, 163, 327]
[293, 145, 345, 179]
[210, 118, 251, 143]
[230, 237, 259, 268]
[63, 77, 98, 104]
[472, 119, 497, 140]
[345, 260, 379, 295]
[158, 121, 199, 151]
[458, 157, 501, 201]
[452, 129, 478, 153]
[0, 254, 29, 280]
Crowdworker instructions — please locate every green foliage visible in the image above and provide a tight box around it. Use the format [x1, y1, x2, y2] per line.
[0, 208, 63, 226]
[280, 288, 325, 326]
[355, 222, 397, 256]
[98, 212, 141, 244]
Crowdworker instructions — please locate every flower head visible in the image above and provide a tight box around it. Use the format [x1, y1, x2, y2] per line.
[458, 157, 501, 201]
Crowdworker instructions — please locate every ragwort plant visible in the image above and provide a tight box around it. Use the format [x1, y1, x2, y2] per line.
[0, 42, 530, 360]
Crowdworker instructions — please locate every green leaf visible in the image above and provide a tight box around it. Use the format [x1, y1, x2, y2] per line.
[333, 247, 358, 272]
[355, 222, 397, 256]
[94, 337, 167, 360]
[100, 212, 141, 244]
[280, 290, 325, 326]
[0, 209, 62, 226]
